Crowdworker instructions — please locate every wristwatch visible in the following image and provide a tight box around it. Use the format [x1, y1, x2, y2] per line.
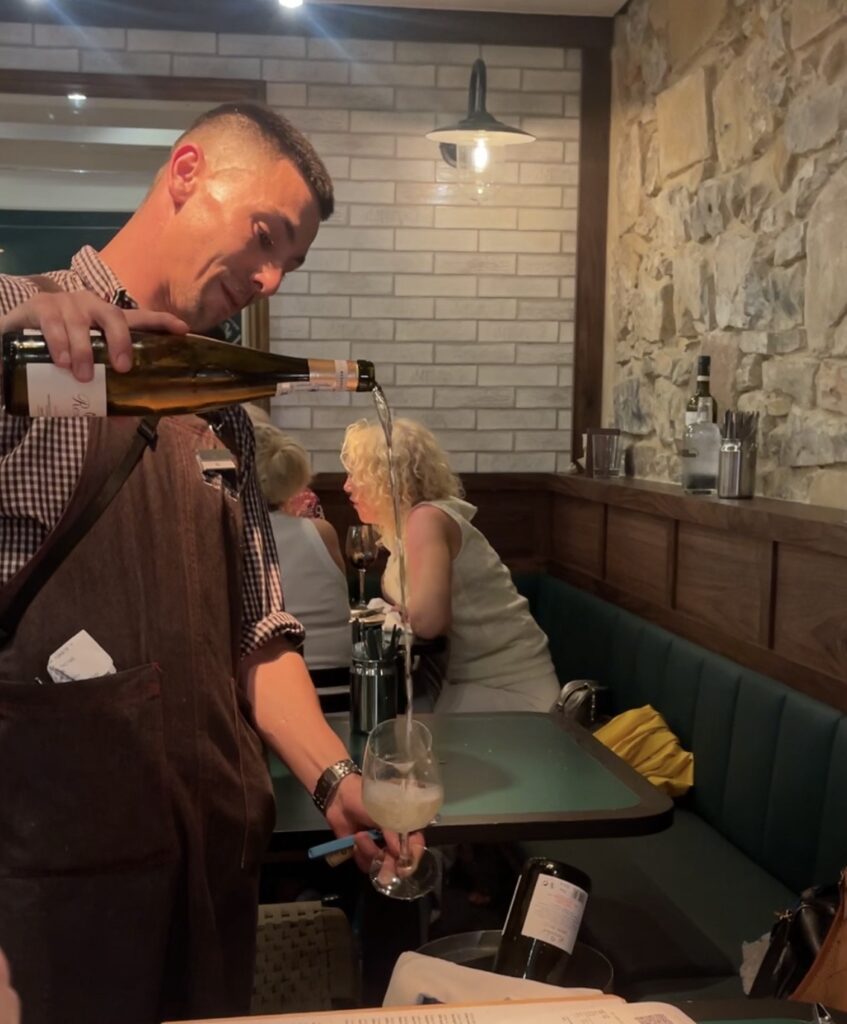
[312, 758, 361, 814]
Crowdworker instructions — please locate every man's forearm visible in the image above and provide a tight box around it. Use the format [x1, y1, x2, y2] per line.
[242, 645, 349, 795]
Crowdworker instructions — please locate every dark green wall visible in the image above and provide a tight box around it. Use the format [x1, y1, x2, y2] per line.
[0, 208, 242, 342]
[0, 209, 129, 276]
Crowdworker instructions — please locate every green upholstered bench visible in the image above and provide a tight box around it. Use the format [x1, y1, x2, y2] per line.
[513, 573, 847, 1002]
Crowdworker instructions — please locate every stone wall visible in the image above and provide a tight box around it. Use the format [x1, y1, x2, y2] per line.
[604, 0, 847, 505]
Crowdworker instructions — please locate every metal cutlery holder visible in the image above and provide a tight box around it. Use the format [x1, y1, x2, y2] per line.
[350, 653, 400, 735]
[718, 411, 759, 499]
[717, 440, 757, 498]
[349, 619, 403, 734]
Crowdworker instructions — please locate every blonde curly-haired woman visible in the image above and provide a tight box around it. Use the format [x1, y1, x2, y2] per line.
[340, 418, 559, 714]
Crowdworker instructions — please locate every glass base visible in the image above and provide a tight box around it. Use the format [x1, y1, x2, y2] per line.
[370, 847, 440, 901]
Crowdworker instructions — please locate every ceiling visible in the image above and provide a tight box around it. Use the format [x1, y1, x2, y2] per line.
[308, 0, 628, 13]
[0, 0, 630, 24]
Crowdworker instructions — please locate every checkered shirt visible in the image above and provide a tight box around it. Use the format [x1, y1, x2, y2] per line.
[0, 246, 304, 656]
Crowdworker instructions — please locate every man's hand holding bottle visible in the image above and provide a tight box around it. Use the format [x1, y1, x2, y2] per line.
[0, 290, 188, 383]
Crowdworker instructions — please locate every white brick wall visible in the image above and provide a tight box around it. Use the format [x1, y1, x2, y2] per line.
[1, 21, 580, 473]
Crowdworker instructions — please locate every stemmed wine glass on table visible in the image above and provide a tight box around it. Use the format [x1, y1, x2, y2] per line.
[346, 524, 378, 609]
[361, 717, 443, 900]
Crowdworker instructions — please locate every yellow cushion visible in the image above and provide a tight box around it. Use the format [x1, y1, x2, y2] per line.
[594, 704, 694, 797]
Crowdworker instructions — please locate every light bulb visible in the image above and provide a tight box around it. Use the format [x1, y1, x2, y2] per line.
[472, 139, 490, 173]
[67, 92, 87, 105]
[279, 0, 303, 7]
[455, 139, 501, 202]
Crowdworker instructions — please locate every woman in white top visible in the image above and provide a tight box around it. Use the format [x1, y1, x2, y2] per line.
[340, 418, 559, 713]
[247, 411, 352, 703]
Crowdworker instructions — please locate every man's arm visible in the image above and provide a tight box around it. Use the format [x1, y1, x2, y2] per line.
[240, 640, 385, 870]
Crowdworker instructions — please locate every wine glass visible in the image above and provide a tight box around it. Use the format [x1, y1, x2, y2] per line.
[346, 524, 378, 608]
[361, 717, 443, 900]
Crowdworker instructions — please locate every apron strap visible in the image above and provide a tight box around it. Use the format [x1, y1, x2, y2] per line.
[0, 416, 159, 650]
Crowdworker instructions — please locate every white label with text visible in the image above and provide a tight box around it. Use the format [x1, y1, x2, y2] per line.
[521, 874, 588, 954]
[276, 360, 350, 394]
[26, 364, 107, 417]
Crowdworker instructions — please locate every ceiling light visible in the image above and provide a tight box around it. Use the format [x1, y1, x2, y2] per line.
[67, 92, 87, 105]
[279, 0, 303, 8]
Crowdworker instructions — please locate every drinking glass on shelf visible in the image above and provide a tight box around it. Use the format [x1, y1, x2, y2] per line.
[346, 524, 378, 608]
[361, 717, 443, 900]
[589, 432, 623, 479]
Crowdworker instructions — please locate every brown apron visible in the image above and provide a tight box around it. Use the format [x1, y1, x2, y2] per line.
[0, 416, 275, 1024]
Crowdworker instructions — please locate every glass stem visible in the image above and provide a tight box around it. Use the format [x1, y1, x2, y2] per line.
[357, 567, 366, 606]
[397, 831, 412, 871]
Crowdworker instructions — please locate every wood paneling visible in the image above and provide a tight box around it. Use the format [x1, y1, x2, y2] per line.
[547, 475, 847, 710]
[316, 471, 847, 711]
[605, 506, 673, 607]
[774, 545, 847, 681]
[550, 563, 847, 713]
[675, 523, 772, 645]
[549, 474, 847, 559]
[552, 494, 604, 578]
[572, 46, 611, 460]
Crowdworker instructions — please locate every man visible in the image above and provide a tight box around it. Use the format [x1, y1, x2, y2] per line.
[0, 103, 400, 1024]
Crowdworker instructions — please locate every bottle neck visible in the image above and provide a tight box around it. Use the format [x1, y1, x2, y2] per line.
[694, 374, 711, 396]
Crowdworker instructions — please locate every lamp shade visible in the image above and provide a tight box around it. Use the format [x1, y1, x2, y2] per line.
[426, 59, 535, 148]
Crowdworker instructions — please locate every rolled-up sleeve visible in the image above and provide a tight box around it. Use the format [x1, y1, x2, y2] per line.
[218, 408, 306, 658]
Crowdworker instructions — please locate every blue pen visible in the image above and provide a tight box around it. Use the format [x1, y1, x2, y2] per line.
[307, 829, 382, 860]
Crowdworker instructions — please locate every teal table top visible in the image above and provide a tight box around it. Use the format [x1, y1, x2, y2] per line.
[267, 711, 673, 852]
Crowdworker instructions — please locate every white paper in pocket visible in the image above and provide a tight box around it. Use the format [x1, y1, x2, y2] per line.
[47, 629, 116, 683]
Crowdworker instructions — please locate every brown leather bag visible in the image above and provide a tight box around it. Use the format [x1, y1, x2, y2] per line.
[791, 870, 847, 1013]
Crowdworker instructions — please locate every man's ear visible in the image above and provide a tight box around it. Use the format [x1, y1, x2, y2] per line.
[168, 143, 203, 208]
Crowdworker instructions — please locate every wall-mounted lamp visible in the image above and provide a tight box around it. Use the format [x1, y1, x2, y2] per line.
[426, 58, 534, 200]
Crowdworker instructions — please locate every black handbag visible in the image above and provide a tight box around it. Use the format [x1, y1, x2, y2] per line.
[749, 881, 841, 1000]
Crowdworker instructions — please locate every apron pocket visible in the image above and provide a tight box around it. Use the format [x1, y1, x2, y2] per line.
[0, 865, 178, 1024]
[0, 662, 177, 873]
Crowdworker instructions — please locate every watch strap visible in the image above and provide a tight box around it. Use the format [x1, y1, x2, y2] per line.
[312, 758, 361, 814]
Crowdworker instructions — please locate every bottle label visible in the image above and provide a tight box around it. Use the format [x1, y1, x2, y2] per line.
[685, 398, 712, 428]
[521, 873, 588, 955]
[276, 360, 351, 394]
[25, 364, 107, 417]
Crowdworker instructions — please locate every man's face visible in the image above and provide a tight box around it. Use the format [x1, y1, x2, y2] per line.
[162, 150, 321, 330]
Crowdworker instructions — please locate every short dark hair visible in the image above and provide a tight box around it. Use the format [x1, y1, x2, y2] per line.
[183, 101, 334, 220]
